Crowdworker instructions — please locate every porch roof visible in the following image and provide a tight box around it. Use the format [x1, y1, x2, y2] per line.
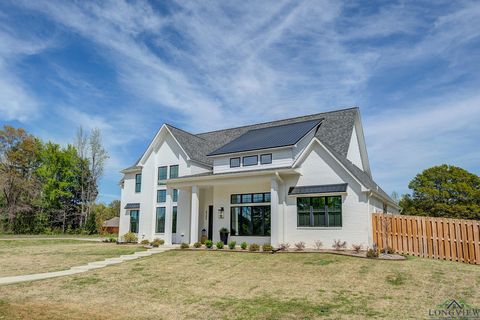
[124, 203, 140, 209]
[288, 183, 348, 195]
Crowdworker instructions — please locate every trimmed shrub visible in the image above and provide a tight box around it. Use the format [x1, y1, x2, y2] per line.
[140, 240, 150, 245]
[386, 246, 395, 254]
[228, 241, 236, 250]
[205, 239, 213, 249]
[314, 240, 323, 250]
[262, 244, 273, 252]
[122, 232, 138, 243]
[366, 248, 379, 258]
[240, 242, 248, 250]
[249, 243, 260, 252]
[352, 244, 362, 253]
[279, 243, 290, 251]
[332, 239, 347, 251]
[180, 242, 189, 249]
[294, 241, 306, 251]
[151, 238, 164, 247]
[193, 242, 202, 248]
[216, 241, 224, 249]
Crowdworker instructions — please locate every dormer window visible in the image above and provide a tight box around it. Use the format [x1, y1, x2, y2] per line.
[260, 154, 272, 164]
[243, 155, 258, 166]
[230, 157, 240, 168]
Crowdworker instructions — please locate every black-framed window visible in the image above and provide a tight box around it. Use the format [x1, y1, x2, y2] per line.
[169, 165, 179, 179]
[231, 193, 271, 204]
[242, 155, 258, 166]
[231, 206, 271, 236]
[129, 210, 139, 233]
[230, 157, 240, 168]
[173, 189, 178, 202]
[135, 174, 142, 193]
[158, 166, 167, 181]
[172, 206, 177, 233]
[156, 207, 165, 233]
[297, 196, 342, 227]
[157, 190, 166, 203]
[260, 154, 272, 164]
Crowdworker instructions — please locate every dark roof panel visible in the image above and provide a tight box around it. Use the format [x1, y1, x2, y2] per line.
[124, 203, 140, 209]
[207, 119, 322, 156]
[288, 183, 348, 195]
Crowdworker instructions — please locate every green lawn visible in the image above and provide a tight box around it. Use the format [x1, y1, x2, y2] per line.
[0, 239, 145, 277]
[0, 250, 478, 319]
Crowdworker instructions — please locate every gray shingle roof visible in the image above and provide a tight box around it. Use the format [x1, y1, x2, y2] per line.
[208, 119, 322, 156]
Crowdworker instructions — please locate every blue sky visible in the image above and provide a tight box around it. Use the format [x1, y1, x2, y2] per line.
[1, 1, 479, 203]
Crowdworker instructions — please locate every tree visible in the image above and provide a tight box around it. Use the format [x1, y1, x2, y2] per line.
[108, 200, 120, 217]
[400, 165, 480, 219]
[390, 191, 400, 204]
[0, 126, 43, 232]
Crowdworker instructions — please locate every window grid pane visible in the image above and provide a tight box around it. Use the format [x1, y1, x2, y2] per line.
[172, 206, 177, 233]
[169, 165, 179, 179]
[297, 196, 342, 227]
[135, 174, 142, 193]
[243, 155, 258, 166]
[230, 157, 240, 168]
[260, 154, 272, 164]
[157, 190, 166, 203]
[158, 167, 167, 180]
[156, 207, 165, 233]
[173, 189, 178, 202]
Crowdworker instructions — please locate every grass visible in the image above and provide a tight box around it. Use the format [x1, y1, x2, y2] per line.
[0, 239, 145, 277]
[0, 233, 108, 239]
[0, 251, 478, 319]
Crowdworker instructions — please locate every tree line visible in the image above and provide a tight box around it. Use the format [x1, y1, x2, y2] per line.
[0, 125, 117, 234]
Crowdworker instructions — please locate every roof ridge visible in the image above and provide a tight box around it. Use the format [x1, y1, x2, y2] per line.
[195, 106, 358, 135]
[165, 123, 207, 141]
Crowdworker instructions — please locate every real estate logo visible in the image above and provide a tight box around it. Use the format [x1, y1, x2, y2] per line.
[429, 299, 480, 319]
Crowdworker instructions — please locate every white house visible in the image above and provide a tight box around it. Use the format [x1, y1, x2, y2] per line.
[119, 107, 399, 248]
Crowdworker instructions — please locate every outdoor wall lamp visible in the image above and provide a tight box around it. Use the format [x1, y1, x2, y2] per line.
[218, 207, 225, 219]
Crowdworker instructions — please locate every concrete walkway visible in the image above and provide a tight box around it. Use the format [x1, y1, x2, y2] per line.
[0, 245, 178, 286]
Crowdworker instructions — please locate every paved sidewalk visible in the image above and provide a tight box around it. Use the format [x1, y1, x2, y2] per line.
[0, 245, 178, 286]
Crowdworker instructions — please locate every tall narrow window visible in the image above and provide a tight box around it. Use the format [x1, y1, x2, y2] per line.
[169, 165, 179, 179]
[172, 206, 177, 233]
[129, 210, 139, 233]
[158, 166, 167, 181]
[173, 189, 178, 202]
[135, 174, 142, 193]
[156, 207, 165, 233]
[157, 190, 166, 203]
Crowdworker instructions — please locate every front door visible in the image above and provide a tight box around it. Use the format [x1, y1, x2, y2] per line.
[208, 205, 213, 240]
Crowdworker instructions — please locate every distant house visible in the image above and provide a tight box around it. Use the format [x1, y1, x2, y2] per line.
[102, 217, 120, 234]
[119, 107, 399, 247]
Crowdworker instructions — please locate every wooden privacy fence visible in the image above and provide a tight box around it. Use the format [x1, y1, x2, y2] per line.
[372, 213, 480, 265]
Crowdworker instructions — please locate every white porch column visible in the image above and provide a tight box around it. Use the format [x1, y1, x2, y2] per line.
[190, 186, 199, 244]
[270, 177, 281, 247]
[164, 188, 173, 245]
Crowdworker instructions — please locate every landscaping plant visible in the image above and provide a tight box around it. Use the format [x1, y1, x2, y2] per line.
[140, 240, 150, 245]
[279, 243, 290, 251]
[262, 244, 273, 252]
[180, 242, 189, 249]
[150, 238, 164, 247]
[332, 239, 347, 251]
[352, 244, 362, 253]
[294, 241, 306, 251]
[205, 240, 213, 249]
[366, 248, 379, 258]
[249, 243, 260, 251]
[193, 242, 202, 248]
[216, 241, 224, 249]
[228, 241, 236, 250]
[314, 240, 323, 250]
[122, 232, 138, 243]
[240, 242, 248, 250]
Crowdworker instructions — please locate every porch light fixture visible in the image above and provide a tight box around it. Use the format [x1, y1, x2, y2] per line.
[218, 207, 225, 219]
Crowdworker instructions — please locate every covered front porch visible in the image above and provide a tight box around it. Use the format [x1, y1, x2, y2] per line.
[164, 169, 296, 246]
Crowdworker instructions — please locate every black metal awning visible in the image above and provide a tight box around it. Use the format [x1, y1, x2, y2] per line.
[124, 203, 140, 209]
[288, 183, 348, 195]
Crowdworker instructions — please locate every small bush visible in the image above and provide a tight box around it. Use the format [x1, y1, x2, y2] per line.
[228, 241, 236, 250]
[332, 239, 347, 251]
[249, 243, 260, 251]
[122, 232, 138, 243]
[366, 248, 379, 258]
[140, 240, 150, 245]
[262, 244, 273, 252]
[180, 242, 189, 249]
[279, 243, 290, 251]
[294, 241, 306, 251]
[351, 244, 362, 253]
[193, 242, 202, 248]
[108, 236, 117, 243]
[205, 239, 213, 249]
[386, 246, 395, 254]
[314, 240, 323, 250]
[216, 241, 224, 249]
[151, 238, 164, 247]
[240, 242, 248, 250]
